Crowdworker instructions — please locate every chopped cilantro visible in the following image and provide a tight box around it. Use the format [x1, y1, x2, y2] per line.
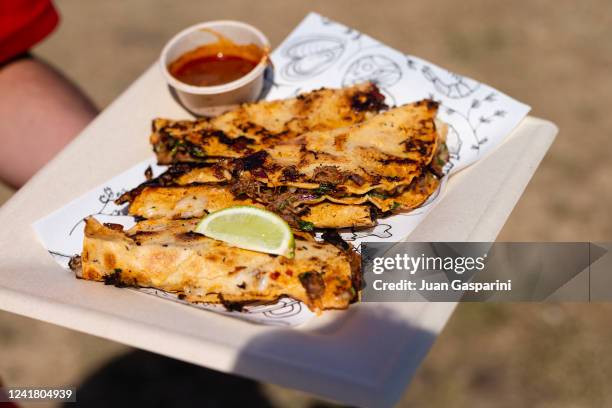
[189, 145, 206, 158]
[169, 142, 184, 157]
[298, 220, 315, 232]
[367, 191, 388, 199]
[314, 183, 334, 195]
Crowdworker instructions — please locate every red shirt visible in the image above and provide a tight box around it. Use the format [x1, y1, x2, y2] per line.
[0, 0, 59, 64]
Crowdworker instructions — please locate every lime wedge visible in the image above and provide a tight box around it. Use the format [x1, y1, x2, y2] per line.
[195, 206, 295, 258]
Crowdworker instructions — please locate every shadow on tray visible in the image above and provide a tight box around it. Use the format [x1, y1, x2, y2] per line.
[65, 348, 343, 408]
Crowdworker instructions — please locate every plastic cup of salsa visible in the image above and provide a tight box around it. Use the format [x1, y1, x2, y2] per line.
[160, 21, 270, 116]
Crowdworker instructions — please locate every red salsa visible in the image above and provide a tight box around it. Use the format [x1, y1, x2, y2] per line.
[170, 54, 258, 87]
[168, 30, 266, 87]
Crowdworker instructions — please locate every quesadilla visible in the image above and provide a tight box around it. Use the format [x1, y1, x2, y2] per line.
[127, 185, 375, 228]
[152, 82, 387, 164]
[77, 217, 360, 312]
[124, 169, 438, 228]
[154, 100, 444, 197]
[117, 106, 447, 230]
[282, 169, 442, 212]
[246, 100, 442, 194]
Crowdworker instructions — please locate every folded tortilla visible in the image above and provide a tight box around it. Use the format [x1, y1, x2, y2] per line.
[78, 217, 360, 312]
[255, 100, 441, 194]
[152, 82, 387, 164]
[294, 170, 442, 212]
[164, 100, 443, 198]
[127, 185, 375, 228]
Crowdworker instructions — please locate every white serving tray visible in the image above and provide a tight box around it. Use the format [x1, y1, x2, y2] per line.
[0, 61, 556, 407]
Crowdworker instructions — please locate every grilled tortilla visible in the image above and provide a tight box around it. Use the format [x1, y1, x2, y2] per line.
[152, 82, 387, 164]
[127, 185, 375, 228]
[119, 98, 444, 202]
[250, 100, 441, 194]
[125, 169, 438, 227]
[78, 217, 360, 312]
[138, 108, 444, 196]
[77, 84, 453, 314]
[287, 170, 442, 212]
[119, 137, 446, 229]
[159, 100, 443, 197]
